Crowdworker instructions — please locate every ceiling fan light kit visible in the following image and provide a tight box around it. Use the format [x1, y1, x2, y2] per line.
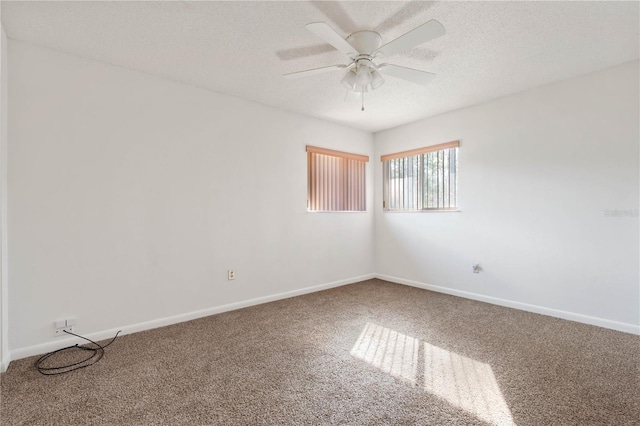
[284, 19, 446, 108]
[342, 57, 385, 93]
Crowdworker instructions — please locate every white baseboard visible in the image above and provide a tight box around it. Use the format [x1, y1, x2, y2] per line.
[9, 272, 637, 364]
[1, 353, 10, 373]
[10, 273, 376, 362]
[376, 274, 640, 335]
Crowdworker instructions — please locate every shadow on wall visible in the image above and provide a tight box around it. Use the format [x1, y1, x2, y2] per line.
[351, 322, 515, 426]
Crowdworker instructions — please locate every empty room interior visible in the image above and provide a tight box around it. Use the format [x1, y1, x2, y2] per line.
[0, 1, 639, 425]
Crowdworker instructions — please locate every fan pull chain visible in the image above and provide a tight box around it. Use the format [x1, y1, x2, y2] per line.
[361, 92, 365, 112]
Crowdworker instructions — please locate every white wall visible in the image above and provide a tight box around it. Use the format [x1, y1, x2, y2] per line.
[8, 40, 374, 357]
[6, 40, 638, 365]
[0, 20, 9, 371]
[374, 61, 640, 333]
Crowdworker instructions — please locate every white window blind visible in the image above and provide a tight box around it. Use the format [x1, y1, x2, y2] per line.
[307, 146, 369, 212]
[381, 141, 459, 211]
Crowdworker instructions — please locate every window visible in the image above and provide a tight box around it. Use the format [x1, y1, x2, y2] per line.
[381, 141, 459, 211]
[307, 145, 369, 212]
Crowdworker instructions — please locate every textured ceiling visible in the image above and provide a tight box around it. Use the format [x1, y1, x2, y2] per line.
[2, 1, 639, 132]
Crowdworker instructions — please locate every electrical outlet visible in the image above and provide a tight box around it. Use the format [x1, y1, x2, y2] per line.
[228, 269, 235, 280]
[54, 318, 76, 337]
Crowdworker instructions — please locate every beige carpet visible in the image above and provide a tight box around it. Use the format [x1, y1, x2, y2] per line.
[2, 279, 639, 425]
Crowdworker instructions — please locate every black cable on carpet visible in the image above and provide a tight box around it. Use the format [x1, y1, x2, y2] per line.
[35, 329, 121, 376]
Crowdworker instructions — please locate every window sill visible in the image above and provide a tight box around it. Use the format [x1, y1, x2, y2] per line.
[308, 210, 369, 213]
[383, 209, 461, 213]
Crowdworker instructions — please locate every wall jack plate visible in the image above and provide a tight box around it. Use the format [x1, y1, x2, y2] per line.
[54, 319, 76, 337]
[54, 326, 74, 337]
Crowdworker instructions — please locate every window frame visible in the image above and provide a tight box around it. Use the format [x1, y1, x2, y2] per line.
[381, 141, 460, 212]
[307, 145, 369, 213]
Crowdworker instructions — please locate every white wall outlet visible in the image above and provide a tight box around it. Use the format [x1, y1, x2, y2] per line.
[53, 318, 75, 337]
[228, 269, 235, 280]
[472, 264, 481, 274]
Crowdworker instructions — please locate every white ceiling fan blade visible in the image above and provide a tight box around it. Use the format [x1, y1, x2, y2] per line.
[284, 64, 346, 79]
[305, 22, 359, 58]
[376, 20, 445, 57]
[379, 64, 436, 86]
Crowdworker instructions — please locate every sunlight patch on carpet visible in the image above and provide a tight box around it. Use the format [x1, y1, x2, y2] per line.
[351, 323, 515, 426]
[350, 322, 419, 384]
[423, 341, 515, 425]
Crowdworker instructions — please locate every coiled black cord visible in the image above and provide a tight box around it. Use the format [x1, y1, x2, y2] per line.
[35, 329, 121, 376]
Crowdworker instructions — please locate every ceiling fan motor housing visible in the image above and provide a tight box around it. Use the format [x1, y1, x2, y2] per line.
[346, 31, 383, 56]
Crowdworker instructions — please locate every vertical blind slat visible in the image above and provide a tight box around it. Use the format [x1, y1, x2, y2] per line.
[311, 153, 316, 211]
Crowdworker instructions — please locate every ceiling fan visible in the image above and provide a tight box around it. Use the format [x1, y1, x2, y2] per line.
[284, 19, 445, 101]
